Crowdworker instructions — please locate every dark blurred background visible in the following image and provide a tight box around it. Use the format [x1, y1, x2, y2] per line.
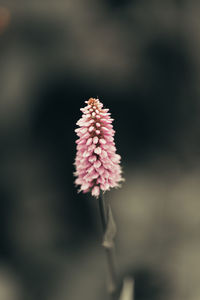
[1, 0, 200, 299]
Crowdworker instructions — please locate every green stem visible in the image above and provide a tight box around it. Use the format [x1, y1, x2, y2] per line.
[98, 193, 119, 300]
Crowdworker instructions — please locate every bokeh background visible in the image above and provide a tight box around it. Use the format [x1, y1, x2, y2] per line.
[1, 0, 200, 299]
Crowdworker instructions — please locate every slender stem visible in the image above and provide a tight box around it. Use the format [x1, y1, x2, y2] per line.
[98, 193, 119, 300]
[99, 193, 107, 231]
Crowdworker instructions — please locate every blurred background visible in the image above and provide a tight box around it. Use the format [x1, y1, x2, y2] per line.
[1, 0, 200, 299]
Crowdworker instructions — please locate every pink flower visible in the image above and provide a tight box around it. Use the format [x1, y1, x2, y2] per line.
[74, 98, 124, 198]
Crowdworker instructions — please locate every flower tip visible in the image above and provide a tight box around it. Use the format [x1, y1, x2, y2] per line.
[88, 97, 99, 106]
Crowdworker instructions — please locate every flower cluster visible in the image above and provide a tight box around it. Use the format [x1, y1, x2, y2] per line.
[74, 98, 123, 197]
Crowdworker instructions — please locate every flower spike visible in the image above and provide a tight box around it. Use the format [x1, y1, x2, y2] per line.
[74, 98, 124, 198]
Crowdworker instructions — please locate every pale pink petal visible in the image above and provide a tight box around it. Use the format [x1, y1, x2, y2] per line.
[94, 147, 101, 155]
[88, 155, 97, 163]
[91, 186, 100, 197]
[89, 126, 94, 132]
[86, 138, 93, 146]
[99, 139, 106, 144]
[94, 160, 101, 168]
[101, 150, 108, 158]
[93, 136, 98, 144]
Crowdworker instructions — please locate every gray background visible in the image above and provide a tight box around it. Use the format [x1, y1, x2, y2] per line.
[0, 1, 200, 299]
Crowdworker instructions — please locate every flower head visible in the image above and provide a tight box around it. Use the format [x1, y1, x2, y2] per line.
[74, 98, 124, 197]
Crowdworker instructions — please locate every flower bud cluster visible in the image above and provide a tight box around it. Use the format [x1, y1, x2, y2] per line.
[74, 98, 123, 197]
